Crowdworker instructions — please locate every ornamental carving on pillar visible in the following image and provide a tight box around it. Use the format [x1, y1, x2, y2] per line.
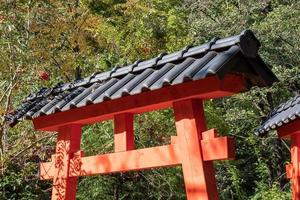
[53, 140, 70, 200]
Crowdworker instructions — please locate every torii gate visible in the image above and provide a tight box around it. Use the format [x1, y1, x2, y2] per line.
[6, 30, 277, 199]
[258, 95, 300, 200]
[38, 76, 239, 200]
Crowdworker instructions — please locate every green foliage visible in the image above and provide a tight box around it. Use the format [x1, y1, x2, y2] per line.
[0, 161, 50, 200]
[0, 0, 299, 199]
[250, 182, 291, 200]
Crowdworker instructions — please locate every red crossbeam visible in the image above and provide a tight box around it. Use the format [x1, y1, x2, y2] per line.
[40, 134, 234, 180]
[278, 120, 300, 138]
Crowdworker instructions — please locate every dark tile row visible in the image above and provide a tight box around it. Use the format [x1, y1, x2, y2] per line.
[257, 95, 300, 135]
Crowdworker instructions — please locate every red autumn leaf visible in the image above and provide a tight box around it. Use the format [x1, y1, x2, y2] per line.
[39, 71, 49, 81]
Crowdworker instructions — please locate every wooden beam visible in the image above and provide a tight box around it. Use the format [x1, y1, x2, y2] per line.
[201, 137, 235, 161]
[278, 119, 300, 138]
[201, 129, 235, 161]
[40, 133, 235, 180]
[33, 75, 246, 131]
[114, 113, 134, 152]
[41, 144, 180, 179]
[286, 163, 293, 179]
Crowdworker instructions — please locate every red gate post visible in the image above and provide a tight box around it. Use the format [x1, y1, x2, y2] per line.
[291, 134, 300, 200]
[173, 99, 218, 200]
[51, 124, 82, 200]
[276, 120, 300, 200]
[285, 134, 300, 200]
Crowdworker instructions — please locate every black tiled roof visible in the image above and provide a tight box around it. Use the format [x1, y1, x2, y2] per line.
[5, 30, 278, 127]
[257, 95, 300, 135]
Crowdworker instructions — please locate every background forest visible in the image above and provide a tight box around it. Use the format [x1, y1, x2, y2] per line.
[0, 0, 299, 199]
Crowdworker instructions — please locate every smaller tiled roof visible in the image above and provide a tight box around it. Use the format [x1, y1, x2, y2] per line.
[257, 95, 300, 135]
[5, 30, 278, 127]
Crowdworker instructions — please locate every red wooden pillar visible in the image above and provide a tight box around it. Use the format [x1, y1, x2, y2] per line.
[278, 121, 300, 200]
[290, 134, 300, 200]
[173, 99, 218, 200]
[51, 124, 82, 200]
[114, 113, 134, 152]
